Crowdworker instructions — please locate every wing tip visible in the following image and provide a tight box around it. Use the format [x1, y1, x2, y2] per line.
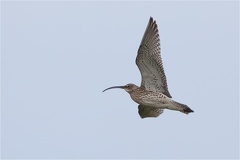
[149, 16, 155, 24]
[148, 16, 158, 32]
[150, 16, 153, 22]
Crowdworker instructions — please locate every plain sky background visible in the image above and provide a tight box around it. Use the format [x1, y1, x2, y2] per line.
[1, 1, 239, 159]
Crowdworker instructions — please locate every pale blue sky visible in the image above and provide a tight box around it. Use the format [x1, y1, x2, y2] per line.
[1, 1, 239, 159]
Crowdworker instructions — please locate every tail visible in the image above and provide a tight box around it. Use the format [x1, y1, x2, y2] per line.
[172, 101, 194, 114]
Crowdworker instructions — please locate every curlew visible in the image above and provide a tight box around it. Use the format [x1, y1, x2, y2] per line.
[103, 17, 194, 118]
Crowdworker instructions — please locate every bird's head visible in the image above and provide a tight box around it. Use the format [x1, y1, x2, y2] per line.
[103, 83, 138, 93]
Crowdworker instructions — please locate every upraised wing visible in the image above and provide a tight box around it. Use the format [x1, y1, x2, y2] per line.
[136, 17, 172, 98]
[138, 105, 164, 118]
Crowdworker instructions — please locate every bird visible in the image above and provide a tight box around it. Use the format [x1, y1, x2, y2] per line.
[103, 17, 194, 118]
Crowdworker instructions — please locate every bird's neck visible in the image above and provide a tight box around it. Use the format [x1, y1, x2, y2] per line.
[129, 88, 148, 104]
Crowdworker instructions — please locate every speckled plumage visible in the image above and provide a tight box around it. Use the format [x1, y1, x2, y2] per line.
[136, 17, 171, 98]
[103, 17, 194, 118]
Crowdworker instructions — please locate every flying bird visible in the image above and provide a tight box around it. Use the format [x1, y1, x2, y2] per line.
[103, 17, 194, 118]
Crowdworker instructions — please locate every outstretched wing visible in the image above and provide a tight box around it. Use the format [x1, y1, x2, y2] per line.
[136, 17, 172, 98]
[138, 105, 164, 118]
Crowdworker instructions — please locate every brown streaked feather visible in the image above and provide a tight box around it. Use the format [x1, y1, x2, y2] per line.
[138, 105, 164, 118]
[136, 17, 172, 98]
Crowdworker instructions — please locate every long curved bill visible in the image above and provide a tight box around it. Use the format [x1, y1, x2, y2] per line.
[102, 86, 124, 92]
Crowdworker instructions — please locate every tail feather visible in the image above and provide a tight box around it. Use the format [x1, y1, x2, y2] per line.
[172, 101, 194, 114]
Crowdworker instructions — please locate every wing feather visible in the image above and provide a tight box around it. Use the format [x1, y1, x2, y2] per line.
[138, 105, 163, 118]
[136, 17, 172, 98]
